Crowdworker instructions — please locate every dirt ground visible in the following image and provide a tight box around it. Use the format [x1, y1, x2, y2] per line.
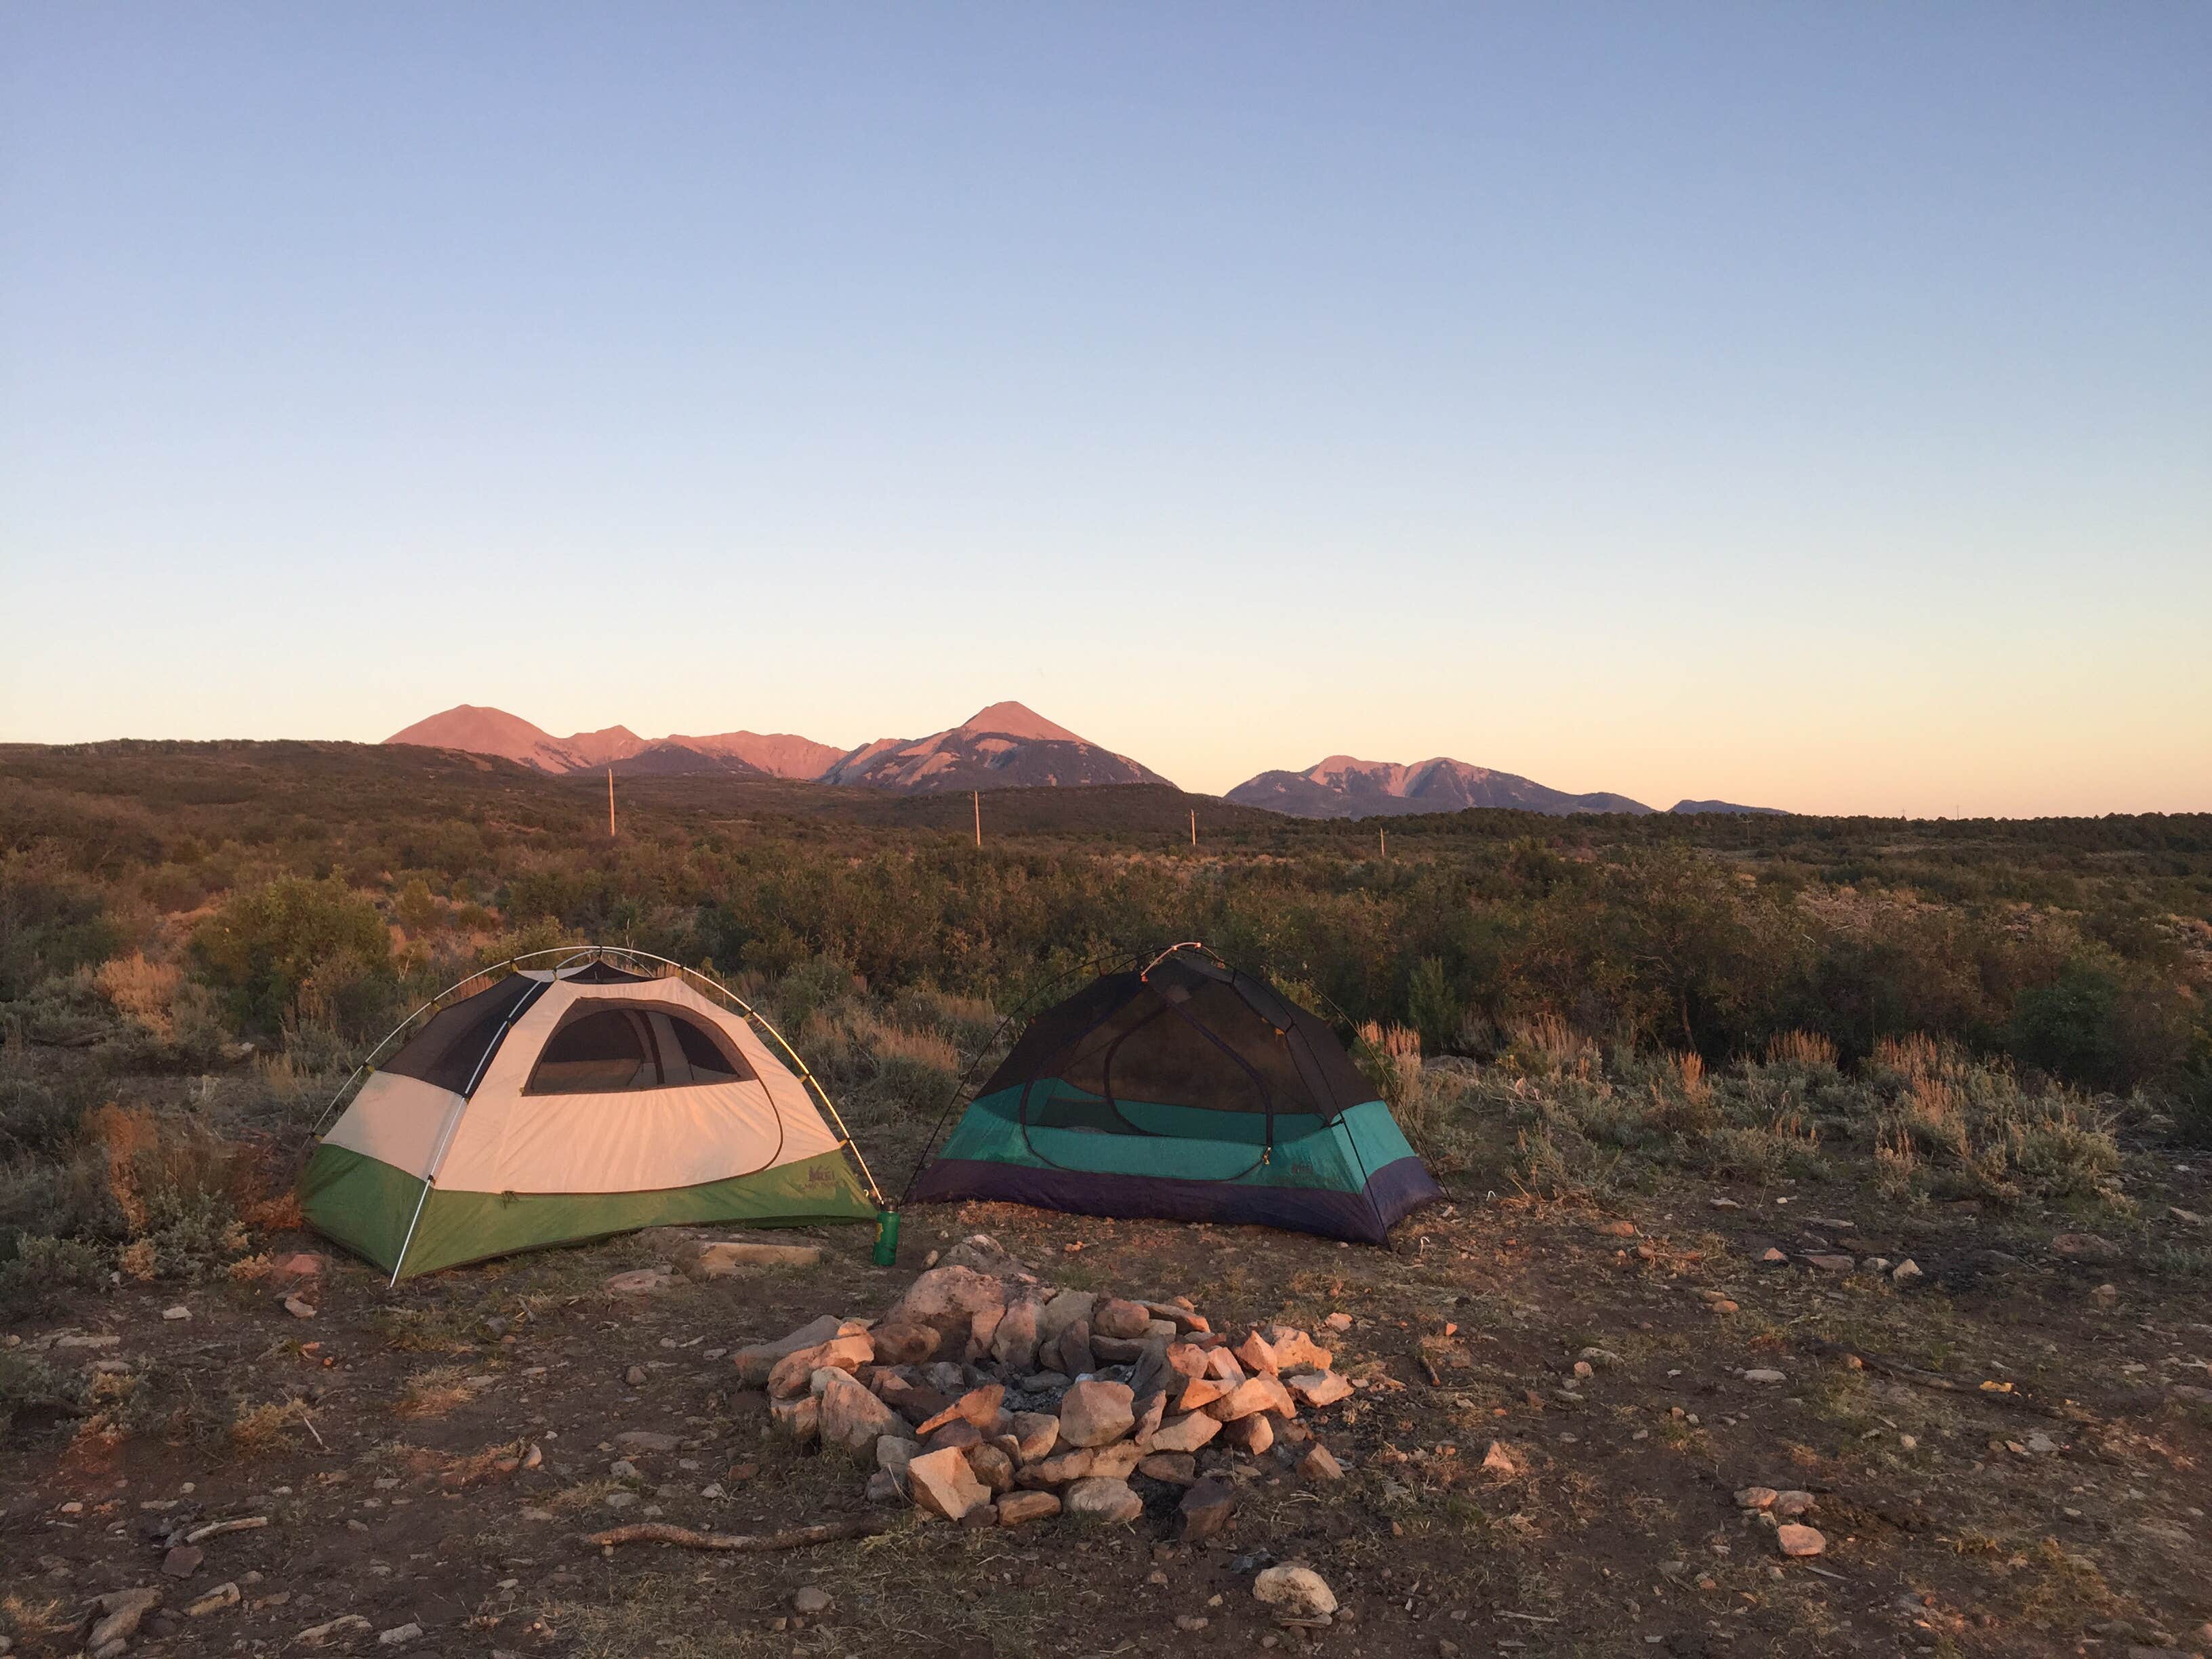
[5, 1166, 2211, 1659]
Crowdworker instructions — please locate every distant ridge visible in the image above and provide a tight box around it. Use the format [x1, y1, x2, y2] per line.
[384, 701, 1168, 794]
[1225, 756, 1654, 819]
[1669, 798, 1788, 816]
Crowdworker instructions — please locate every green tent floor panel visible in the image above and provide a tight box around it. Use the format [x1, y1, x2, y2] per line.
[301, 1142, 874, 1279]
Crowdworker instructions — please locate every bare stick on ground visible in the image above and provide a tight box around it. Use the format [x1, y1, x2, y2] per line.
[583, 1518, 895, 1553]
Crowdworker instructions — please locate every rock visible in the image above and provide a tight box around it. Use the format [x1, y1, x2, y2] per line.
[1043, 1320, 1095, 1380]
[939, 1233, 1029, 1277]
[1324, 1311, 1352, 1331]
[1175, 1614, 1210, 1633]
[886, 1265, 1007, 1359]
[1009, 1411, 1060, 1462]
[272, 1252, 325, 1282]
[1222, 1412, 1274, 1455]
[1891, 1259, 1923, 1284]
[791, 1586, 833, 1615]
[2094, 1283, 2121, 1307]
[1234, 1330, 1279, 1374]
[1734, 1486, 1778, 1511]
[1203, 1347, 1247, 1385]
[1758, 1248, 1788, 1265]
[186, 1582, 241, 1617]
[906, 1448, 991, 1521]
[1743, 1369, 1786, 1386]
[996, 1490, 1061, 1527]
[819, 1370, 907, 1454]
[1298, 1445, 1344, 1481]
[768, 1395, 819, 1443]
[924, 1420, 983, 1453]
[1150, 1412, 1223, 1454]
[1139, 1452, 1198, 1484]
[1092, 1298, 1151, 1339]
[1265, 1327, 1332, 1370]
[865, 1470, 904, 1504]
[1139, 1299, 1210, 1333]
[1090, 1334, 1149, 1364]
[2053, 1232, 2121, 1265]
[1064, 1476, 1145, 1524]
[1164, 1340, 1210, 1378]
[1130, 1389, 1167, 1445]
[869, 1321, 940, 1365]
[1177, 1477, 1237, 1540]
[89, 1588, 161, 1648]
[615, 1430, 680, 1453]
[1038, 1289, 1097, 1344]
[1057, 1379, 1136, 1447]
[162, 1545, 205, 1577]
[916, 1383, 1004, 1435]
[990, 1296, 1043, 1373]
[162, 1305, 190, 1322]
[1208, 1374, 1296, 1422]
[1284, 1370, 1353, 1408]
[877, 1435, 918, 1479]
[623, 1364, 649, 1387]
[767, 1333, 874, 1399]
[1775, 1523, 1826, 1558]
[1803, 1254, 1854, 1273]
[1176, 1374, 1229, 1412]
[1088, 1441, 1145, 1479]
[603, 1269, 668, 1295]
[1774, 1490, 1816, 1519]
[968, 1443, 1015, 1492]
[296, 1615, 373, 1646]
[1481, 1441, 1521, 1477]
[691, 1240, 823, 1276]
[377, 1622, 424, 1645]
[1253, 1565, 1337, 1619]
[282, 1294, 317, 1319]
[733, 1315, 848, 1385]
[1030, 1448, 1095, 1483]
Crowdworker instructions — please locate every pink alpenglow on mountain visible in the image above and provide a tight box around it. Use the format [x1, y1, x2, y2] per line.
[383, 701, 1169, 793]
[1225, 755, 1654, 819]
[818, 702, 1170, 793]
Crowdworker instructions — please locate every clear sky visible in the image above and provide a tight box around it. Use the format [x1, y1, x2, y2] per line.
[4, 5, 2207, 815]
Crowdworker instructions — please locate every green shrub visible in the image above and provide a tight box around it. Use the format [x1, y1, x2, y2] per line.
[0, 1233, 112, 1322]
[192, 876, 394, 1038]
[0, 1073, 82, 1159]
[0, 1348, 91, 1435]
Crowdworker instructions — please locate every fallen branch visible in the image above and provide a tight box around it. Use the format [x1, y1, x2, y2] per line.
[1808, 1340, 2091, 1422]
[583, 1518, 893, 1553]
[184, 1516, 269, 1544]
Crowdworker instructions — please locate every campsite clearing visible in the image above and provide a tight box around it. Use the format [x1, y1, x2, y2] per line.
[5, 1176, 2210, 1658]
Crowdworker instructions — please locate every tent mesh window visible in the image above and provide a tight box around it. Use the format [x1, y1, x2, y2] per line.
[524, 1002, 756, 1094]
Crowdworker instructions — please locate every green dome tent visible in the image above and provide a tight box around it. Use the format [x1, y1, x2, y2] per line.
[303, 949, 880, 1281]
[908, 944, 1442, 1243]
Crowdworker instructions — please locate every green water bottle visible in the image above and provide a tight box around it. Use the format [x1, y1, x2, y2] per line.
[872, 1209, 900, 1267]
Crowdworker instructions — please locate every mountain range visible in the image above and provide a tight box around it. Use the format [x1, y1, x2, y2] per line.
[384, 703, 1782, 816]
[384, 702, 1166, 794]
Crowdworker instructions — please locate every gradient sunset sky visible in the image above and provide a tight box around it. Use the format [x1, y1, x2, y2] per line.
[3, 5, 2206, 815]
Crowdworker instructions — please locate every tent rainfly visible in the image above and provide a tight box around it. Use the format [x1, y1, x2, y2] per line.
[908, 943, 1443, 1244]
[302, 950, 879, 1280]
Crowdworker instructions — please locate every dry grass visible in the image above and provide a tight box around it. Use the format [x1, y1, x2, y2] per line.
[230, 1396, 315, 1454]
[95, 951, 182, 1038]
[395, 1364, 480, 1418]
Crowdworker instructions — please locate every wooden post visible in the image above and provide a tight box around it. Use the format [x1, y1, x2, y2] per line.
[608, 768, 616, 838]
[1189, 808, 1197, 849]
[972, 790, 981, 849]
[1379, 826, 1387, 859]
